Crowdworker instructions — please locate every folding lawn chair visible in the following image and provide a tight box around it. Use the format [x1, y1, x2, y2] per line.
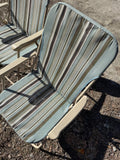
[0, 0, 49, 66]
[0, 2, 118, 148]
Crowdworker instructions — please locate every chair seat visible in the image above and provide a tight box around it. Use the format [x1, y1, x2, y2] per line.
[0, 24, 37, 65]
[0, 72, 70, 143]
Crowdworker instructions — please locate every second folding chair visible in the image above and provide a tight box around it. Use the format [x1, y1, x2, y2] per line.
[0, 0, 49, 66]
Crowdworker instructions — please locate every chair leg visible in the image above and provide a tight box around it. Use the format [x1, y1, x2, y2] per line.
[5, 76, 14, 85]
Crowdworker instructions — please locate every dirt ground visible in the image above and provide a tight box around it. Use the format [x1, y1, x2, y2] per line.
[0, 0, 120, 160]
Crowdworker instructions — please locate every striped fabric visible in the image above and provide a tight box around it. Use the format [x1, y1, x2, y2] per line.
[0, 3, 118, 143]
[39, 3, 118, 104]
[0, 0, 48, 65]
[0, 25, 36, 65]
[0, 72, 70, 143]
[10, 0, 48, 35]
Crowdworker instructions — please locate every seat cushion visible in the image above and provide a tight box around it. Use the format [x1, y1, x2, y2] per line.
[0, 24, 37, 65]
[0, 72, 70, 143]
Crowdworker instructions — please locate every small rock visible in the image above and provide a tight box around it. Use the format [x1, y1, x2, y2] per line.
[108, 145, 111, 149]
[8, 154, 11, 159]
[104, 123, 109, 129]
[8, 143, 11, 147]
[30, 153, 34, 158]
[17, 154, 21, 157]
[113, 146, 117, 152]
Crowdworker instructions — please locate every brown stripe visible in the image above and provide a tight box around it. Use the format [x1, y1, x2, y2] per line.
[0, 76, 43, 109]
[42, 0, 49, 28]
[63, 32, 107, 94]
[39, 5, 63, 72]
[27, 0, 32, 34]
[36, 0, 42, 32]
[0, 34, 26, 52]
[12, 88, 55, 128]
[20, 94, 62, 137]
[6, 84, 51, 119]
[61, 29, 105, 89]
[52, 17, 85, 85]
[23, 0, 28, 30]
[56, 22, 94, 89]
[66, 36, 113, 101]
[46, 11, 79, 81]
[0, 26, 17, 36]
[15, 0, 17, 26]
[23, 99, 67, 141]
[42, 5, 67, 75]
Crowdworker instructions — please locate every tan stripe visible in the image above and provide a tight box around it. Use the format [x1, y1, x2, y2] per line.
[0, 26, 17, 35]
[42, 6, 63, 62]
[28, 0, 36, 34]
[47, 11, 79, 79]
[23, 0, 30, 33]
[0, 52, 17, 63]
[41, 5, 66, 72]
[18, 0, 25, 28]
[12, 88, 55, 128]
[39, 5, 63, 69]
[12, 0, 17, 25]
[18, 93, 62, 136]
[66, 36, 113, 101]
[62, 31, 107, 93]
[0, 28, 23, 40]
[5, 82, 48, 119]
[27, 0, 32, 33]
[23, 99, 67, 141]
[0, 76, 42, 108]
[36, 0, 42, 32]
[60, 29, 105, 91]
[16, 0, 18, 27]
[54, 21, 94, 88]
[0, 35, 26, 52]
[52, 17, 85, 86]
[42, 5, 67, 74]
[23, 0, 28, 30]
[42, 0, 48, 28]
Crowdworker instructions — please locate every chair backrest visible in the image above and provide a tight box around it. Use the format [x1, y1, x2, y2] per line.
[39, 3, 118, 104]
[10, 0, 49, 35]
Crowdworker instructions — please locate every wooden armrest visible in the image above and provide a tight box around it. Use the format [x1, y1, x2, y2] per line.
[47, 95, 87, 139]
[0, 2, 8, 8]
[0, 52, 37, 78]
[12, 29, 44, 51]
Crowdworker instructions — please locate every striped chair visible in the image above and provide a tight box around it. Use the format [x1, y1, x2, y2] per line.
[0, 0, 49, 66]
[0, 3, 118, 146]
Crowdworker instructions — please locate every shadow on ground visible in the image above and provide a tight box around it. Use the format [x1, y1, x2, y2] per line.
[41, 77, 120, 160]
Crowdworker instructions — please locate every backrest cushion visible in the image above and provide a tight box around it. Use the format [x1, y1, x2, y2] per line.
[39, 3, 118, 104]
[10, 0, 48, 35]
